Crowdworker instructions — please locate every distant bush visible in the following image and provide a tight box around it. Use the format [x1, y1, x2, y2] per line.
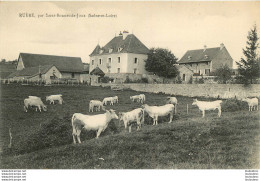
[100, 76, 113, 83]
[124, 76, 148, 83]
[222, 99, 248, 112]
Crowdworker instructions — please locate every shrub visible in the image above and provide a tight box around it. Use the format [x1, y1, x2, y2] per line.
[222, 99, 248, 112]
[100, 76, 112, 83]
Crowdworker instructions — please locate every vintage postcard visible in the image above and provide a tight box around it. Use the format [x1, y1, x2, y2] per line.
[0, 1, 259, 180]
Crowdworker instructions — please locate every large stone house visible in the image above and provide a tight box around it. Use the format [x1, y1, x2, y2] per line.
[89, 31, 150, 77]
[178, 44, 233, 76]
[11, 53, 84, 82]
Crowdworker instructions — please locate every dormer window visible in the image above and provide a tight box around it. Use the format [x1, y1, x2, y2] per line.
[109, 49, 113, 53]
[118, 47, 123, 52]
[99, 50, 103, 54]
[188, 56, 192, 60]
[204, 55, 208, 59]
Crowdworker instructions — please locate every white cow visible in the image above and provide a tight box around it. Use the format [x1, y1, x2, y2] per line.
[71, 109, 119, 144]
[46, 94, 63, 104]
[119, 108, 144, 133]
[130, 94, 146, 103]
[192, 99, 222, 117]
[113, 96, 119, 104]
[242, 97, 258, 111]
[89, 100, 105, 112]
[142, 104, 175, 125]
[24, 97, 47, 112]
[103, 97, 115, 105]
[166, 96, 178, 113]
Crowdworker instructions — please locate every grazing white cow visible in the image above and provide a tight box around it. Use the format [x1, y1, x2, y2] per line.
[46, 94, 63, 104]
[192, 99, 222, 118]
[166, 96, 178, 113]
[242, 97, 258, 111]
[71, 109, 118, 144]
[119, 108, 144, 133]
[103, 97, 115, 105]
[24, 97, 47, 112]
[89, 100, 105, 112]
[142, 104, 175, 125]
[130, 94, 146, 103]
[113, 96, 119, 104]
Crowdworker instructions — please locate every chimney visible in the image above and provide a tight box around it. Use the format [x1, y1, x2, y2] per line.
[119, 31, 123, 36]
[123, 30, 129, 40]
[203, 45, 207, 52]
[220, 43, 225, 50]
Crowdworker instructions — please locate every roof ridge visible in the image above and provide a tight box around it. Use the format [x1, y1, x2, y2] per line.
[20, 52, 81, 59]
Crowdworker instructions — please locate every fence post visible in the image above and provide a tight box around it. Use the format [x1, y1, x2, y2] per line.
[8, 128, 12, 148]
[187, 104, 189, 114]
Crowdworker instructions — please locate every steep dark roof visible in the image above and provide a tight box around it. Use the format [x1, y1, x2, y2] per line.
[178, 47, 221, 64]
[90, 34, 149, 56]
[19, 53, 84, 73]
[90, 67, 105, 76]
[7, 65, 55, 78]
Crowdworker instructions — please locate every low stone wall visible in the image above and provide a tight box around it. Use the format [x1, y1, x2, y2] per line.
[97, 83, 260, 99]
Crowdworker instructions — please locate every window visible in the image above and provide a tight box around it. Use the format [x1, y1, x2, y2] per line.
[108, 69, 111, 73]
[182, 74, 186, 81]
[118, 57, 120, 63]
[207, 62, 210, 65]
[118, 47, 122, 52]
[134, 58, 138, 64]
[190, 64, 193, 67]
[99, 59, 102, 65]
[134, 68, 137, 74]
[198, 70, 200, 75]
[99, 50, 103, 54]
[117, 68, 120, 73]
[92, 60, 94, 65]
[109, 49, 113, 53]
[108, 58, 112, 64]
[72, 73, 75, 78]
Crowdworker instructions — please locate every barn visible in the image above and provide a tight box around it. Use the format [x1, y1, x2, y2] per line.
[7, 65, 62, 84]
[14, 53, 84, 82]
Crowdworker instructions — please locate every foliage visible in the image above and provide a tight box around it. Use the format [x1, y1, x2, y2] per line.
[236, 24, 260, 85]
[221, 99, 248, 112]
[214, 65, 233, 84]
[100, 76, 113, 83]
[124, 76, 148, 83]
[145, 48, 179, 79]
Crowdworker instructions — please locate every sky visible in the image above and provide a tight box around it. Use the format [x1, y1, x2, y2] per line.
[0, 1, 260, 68]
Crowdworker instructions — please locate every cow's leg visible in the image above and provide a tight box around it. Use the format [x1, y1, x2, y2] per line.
[155, 116, 158, 125]
[152, 116, 156, 125]
[96, 128, 102, 138]
[129, 125, 132, 133]
[202, 110, 205, 118]
[218, 107, 221, 117]
[24, 106, 28, 112]
[169, 112, 173, 123]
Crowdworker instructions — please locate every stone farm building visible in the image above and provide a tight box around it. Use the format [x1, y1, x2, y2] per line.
[89, 31, 150, 82]
[178, 43, 233, 76]
[8, 53, 85, 83]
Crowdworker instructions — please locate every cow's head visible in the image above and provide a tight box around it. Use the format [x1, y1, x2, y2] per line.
[118, 112, 125, 121]
[192, 99, 198, 105]
[42, 105, 47, 111]
[107, 109, 118, 120]
[141, 104, 148, 109]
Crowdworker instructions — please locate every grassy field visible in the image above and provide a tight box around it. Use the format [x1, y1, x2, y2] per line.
[0, 84, 259, 169]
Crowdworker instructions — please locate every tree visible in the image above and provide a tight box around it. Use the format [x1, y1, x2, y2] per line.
[236, 24, 260, 84]
[215, 65, 233, 84]
[145, 48, 179, 81]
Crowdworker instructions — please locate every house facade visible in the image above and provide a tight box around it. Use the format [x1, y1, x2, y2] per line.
[178, 44, 233, 76]
[8, 65, 62, 84]
[89, 31, 149, 75]
[16, 53, 84, 81]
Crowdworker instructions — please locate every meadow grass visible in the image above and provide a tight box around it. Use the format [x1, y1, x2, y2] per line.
[0, 84, 259, 169]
